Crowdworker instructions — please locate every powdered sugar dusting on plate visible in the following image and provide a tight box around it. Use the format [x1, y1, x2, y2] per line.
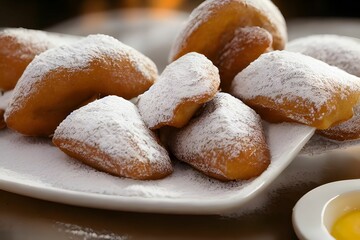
[53, 96, 172, 179]
[0, 120, 314, 213]
[300, 133, 360, 155]
[56, 222, 129, 240]
[137, 52, 220, 129]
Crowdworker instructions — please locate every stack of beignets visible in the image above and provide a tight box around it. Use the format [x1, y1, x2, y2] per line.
[136, 52, 269, 181]
[6, 0, 360, 183]
[2, 0, 284, 182]
[169, 0, 287, 91]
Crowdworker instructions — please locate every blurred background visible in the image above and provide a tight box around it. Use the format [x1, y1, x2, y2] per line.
[0, 0, 359, 71]
[0, 0, 359, 30]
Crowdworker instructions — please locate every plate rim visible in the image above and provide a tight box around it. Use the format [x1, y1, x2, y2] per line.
[0, 123, 315, 215]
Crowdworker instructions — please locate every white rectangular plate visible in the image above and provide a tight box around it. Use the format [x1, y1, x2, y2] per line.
[0, 123, 314, 215]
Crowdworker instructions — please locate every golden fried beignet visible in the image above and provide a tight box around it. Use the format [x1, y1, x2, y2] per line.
[5, 34, 158, 137]
[53, 96, 173, 180]
[168, 93, 270, 181]
[230, 51, 360, 130]
[169, 0, 286, 91]
[287, 35, 360, 78]
[137, 52, 220, 129]
[216, 26, 273, 91]
[287, 35, 360, 140]
[0, 28, 78, 91]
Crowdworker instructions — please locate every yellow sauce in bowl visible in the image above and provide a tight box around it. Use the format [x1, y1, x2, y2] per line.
[331, 210, 360, 240]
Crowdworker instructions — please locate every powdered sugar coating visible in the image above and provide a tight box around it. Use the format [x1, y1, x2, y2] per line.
[218, 26, 272, 66]
[169, 0, 287, 60]
[137, 52, 220, 129]
[286, 35, 360, 77]
[169, 93, 269, 179]
[5, 34, 157, 118]
[0, 28, 79, 60]
[286, 35, 360, 139]
[53, 96, 172, 180]
[231, 51, 360, 125]
[0, 28, 80, 91]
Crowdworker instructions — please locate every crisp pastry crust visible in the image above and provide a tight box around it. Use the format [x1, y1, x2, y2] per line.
[53, 96, 173, 180]
[230, 51, 360, 130]
[287, 35, 360, 140]
[167, 93, 270, 181]
[137, 52, 220, 129]
[215, 26, 273, 91]
[5, 34, 158, 137]
[169, 0, 287, 91]
[0, 28, 78, 91]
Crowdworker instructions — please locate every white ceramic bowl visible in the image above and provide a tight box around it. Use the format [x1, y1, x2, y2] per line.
[292, 179, 360, 240]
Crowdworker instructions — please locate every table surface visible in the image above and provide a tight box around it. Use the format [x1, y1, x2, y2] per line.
[1, 148, 360, 240]
[2, 13, 360, 240]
